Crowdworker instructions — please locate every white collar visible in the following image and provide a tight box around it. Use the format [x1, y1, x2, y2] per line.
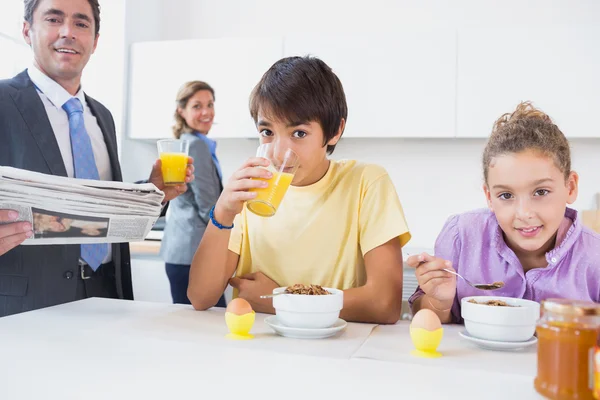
[27, 64, 87, 109]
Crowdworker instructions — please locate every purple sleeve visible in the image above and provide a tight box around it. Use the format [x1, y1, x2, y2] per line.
[408, 214, 463, 323]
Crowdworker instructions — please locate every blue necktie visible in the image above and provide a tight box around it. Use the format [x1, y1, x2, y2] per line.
[62, 98, 108, 271]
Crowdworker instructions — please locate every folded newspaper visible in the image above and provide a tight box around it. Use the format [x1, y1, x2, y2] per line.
[0, 166, 165, 245]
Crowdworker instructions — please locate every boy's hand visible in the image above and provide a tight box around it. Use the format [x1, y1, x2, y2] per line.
[229, 272, 278, 314]
[213, 157, 272, 226]
[406, 252, 457, 303]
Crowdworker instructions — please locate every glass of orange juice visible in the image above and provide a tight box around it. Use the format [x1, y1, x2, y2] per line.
[246, 143, 299, 217]
[157, 139, 189, 186]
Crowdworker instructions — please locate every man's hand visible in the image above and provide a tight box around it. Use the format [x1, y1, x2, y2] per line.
[229, 272, 279, 314]
[0, 210, 33, 256]
[149, 157, 195, 202]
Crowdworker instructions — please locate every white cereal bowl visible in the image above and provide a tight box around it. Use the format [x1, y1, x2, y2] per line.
[272, 287, 344, 329]
[461, 296, 541, 342]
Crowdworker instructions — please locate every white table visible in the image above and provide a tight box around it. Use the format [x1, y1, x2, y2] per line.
[354, 323, 537, 377]
[0, 298, 544, 399]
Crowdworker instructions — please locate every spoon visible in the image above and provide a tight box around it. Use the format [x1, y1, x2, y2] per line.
[259, 293, 285, 299]
[443, 268, 504, 291]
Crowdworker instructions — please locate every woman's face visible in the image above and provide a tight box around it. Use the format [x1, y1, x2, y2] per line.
[178, 90, 215, 134]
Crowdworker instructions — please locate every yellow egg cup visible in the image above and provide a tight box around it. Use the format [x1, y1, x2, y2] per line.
[225, 311, 255, 340]
[410, 326, 444, 358]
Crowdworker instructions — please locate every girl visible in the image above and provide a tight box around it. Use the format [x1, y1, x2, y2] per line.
[408, 101, 600, 323]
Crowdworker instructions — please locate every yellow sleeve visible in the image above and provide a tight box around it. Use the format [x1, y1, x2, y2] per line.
[227, 212, 244, 255]
[359, 170, 411, 255]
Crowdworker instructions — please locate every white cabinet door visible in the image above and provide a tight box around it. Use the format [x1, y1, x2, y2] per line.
[130, 254, 172, 303]
[457, 28, 600, 138]
[283, 31, 456, 138]
[128, 37, 283, 139]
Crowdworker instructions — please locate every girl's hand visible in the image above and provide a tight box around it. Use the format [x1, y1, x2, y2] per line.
[406, 252, 457, 303]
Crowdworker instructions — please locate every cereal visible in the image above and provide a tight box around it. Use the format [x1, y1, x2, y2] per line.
[284, 284, 331, 295]
[467, 299, 518, 307]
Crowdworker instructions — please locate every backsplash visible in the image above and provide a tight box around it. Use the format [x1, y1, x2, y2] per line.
[121, 137, 600, 248]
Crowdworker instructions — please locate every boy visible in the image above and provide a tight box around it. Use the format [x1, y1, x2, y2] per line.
[188, 56, 410, 324]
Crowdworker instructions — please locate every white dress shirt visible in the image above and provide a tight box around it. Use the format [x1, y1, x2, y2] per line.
[27, 65, 113, 263]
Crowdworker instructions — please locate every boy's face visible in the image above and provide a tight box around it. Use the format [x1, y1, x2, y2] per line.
[484, 149, 578, 256]
[256, 112, 342, 186]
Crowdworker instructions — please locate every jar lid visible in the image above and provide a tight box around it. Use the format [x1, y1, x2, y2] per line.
[541, 298, 600, 316]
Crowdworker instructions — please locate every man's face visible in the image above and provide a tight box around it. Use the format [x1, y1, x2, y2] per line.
[23, 0, 98, 86]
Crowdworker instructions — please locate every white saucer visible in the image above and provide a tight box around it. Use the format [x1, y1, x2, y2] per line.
[459, 331, 537, 351]
[264, 316, 347, 339]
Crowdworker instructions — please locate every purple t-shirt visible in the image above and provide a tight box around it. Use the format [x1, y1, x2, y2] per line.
[408, 207, 600, 323]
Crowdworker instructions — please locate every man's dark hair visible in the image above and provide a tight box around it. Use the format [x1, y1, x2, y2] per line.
[24, 0, 101, 36]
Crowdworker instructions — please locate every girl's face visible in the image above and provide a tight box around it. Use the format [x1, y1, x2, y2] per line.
[484, 149, 578, 255]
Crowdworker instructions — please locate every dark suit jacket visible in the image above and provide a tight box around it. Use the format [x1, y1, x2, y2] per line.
[0, 70, 133, 317]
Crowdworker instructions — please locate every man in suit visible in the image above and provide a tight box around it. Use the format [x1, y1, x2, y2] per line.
[0, 0, 192, 317]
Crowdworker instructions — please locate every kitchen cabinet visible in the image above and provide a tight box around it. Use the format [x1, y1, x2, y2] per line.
[283, 30, 457, 138]
[128, 37, 283, 139]
[130, 241, 172, 303]
[457, 27, 600, 138]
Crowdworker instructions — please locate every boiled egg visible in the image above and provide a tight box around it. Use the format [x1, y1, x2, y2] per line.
[410, 309, 442, 331]
[226, 298, 253, 316]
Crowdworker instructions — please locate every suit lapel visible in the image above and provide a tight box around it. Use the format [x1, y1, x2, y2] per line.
[9, 71, 68, 177]
[85, 95, 123, 182]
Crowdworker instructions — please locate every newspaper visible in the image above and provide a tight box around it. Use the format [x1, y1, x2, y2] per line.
[0, 166, 165, 245]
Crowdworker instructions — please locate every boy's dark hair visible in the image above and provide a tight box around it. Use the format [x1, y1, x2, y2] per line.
[249, 56, 347, 154]
[24, 0, 101, 36]
[483, 101, 571, 183]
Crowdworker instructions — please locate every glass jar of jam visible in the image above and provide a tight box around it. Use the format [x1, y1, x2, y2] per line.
[535, 299, 600, 400]
[595, 342, 600, 399]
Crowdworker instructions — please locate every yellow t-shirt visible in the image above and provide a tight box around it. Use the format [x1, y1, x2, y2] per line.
[228, 159, 411, 290]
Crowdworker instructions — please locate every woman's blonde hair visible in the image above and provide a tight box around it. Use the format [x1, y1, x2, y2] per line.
[482, 101, 571, 183]
[172, 81, 215, 138]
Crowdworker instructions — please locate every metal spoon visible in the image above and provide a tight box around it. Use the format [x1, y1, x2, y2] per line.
[259, 292, 285, 299]
[443, 269, 504, 291]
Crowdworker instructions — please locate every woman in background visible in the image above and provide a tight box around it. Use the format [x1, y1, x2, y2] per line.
[160, 81, 227, 307]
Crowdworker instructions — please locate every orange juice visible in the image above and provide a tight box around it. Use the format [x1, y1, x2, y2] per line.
[247, 171, 294, 217]
[160, 152, 188, 185]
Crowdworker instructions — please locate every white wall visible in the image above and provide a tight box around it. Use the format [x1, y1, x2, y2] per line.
[121, 0, 600, 249]
[83, 0, 126, 146]
[187, 0, 600, 35]
[0, 1, 23, 40]
[122, 137, 600, 248]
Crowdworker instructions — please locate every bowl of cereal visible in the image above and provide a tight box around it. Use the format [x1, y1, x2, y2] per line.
[461, 296, 540, 342]
[271, 284, 343, 329]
